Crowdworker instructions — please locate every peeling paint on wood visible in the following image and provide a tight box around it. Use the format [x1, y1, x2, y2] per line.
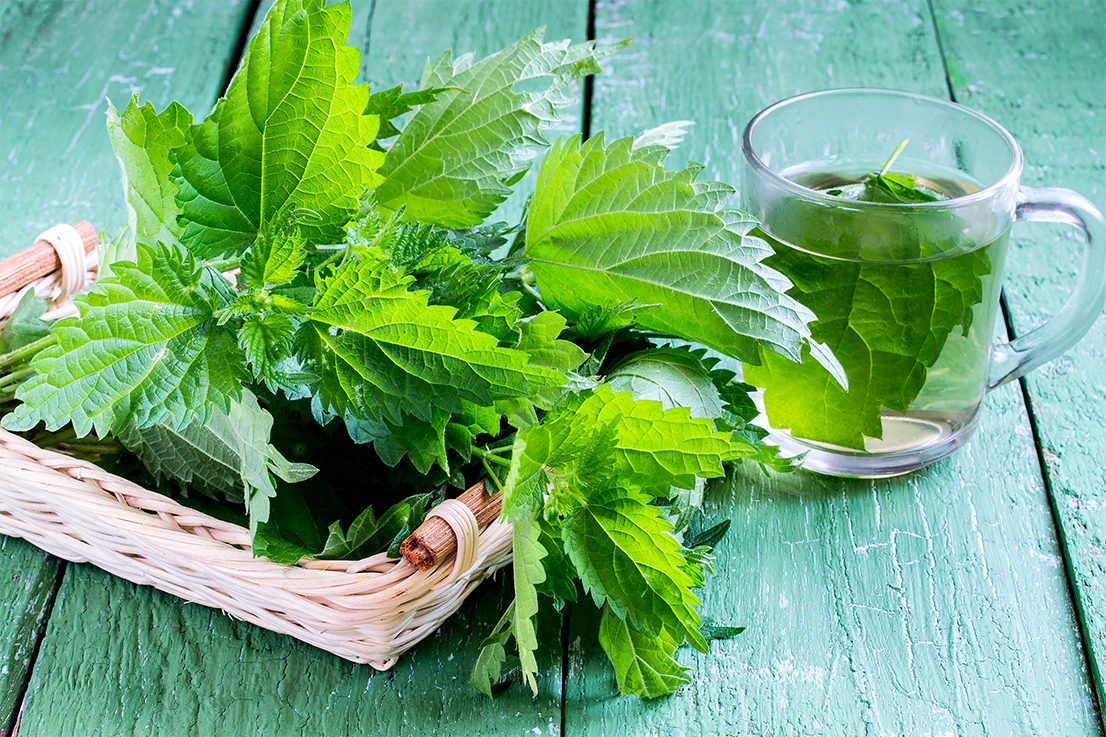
[932, 0, 1106, 707]
[0, 0, 253, 725]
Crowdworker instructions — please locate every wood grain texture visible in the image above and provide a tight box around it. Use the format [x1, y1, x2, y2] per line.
[0, 0, 252, 724]
[0, 540, 59, 732]
[565, 1, 1102, 734]
[931, 0, 1106, 704]
[15, 2, 588, 735]
[18, 564, 563, 737]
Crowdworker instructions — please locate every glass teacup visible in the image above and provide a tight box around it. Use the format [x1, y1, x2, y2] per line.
[741, 89, 1105, 478]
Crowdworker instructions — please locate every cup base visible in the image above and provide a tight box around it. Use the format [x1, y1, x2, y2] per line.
[762, 417, 980, 479]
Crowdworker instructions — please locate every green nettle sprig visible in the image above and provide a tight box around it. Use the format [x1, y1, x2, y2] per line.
[0, 0, 838, 699]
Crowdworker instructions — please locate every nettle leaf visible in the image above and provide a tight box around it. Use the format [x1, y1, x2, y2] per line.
[470, 602, 516, 697]
[173, 0, 384, 259]
[512, 513, 547, 696]
[365, 83, 459, 143]
[607, 347, 727, 423]
[240, 220, 309, 291]
[318, 499, 410, 560]
[744, 239, 991, 450]
[561, 385, 734, 490]
[302, 253, 558, 430]
[116, 390, 313, 527]
[376, 29, 628, 227]
[525, 133, 845, 385]
[599, 604, 691, 699]
[4, 240, 247, 437]
[0, 291, 50, 353]
[103, 95, 192, 277]
[563, 485, 707, 653]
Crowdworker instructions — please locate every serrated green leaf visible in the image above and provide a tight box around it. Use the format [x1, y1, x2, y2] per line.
[4, 240, 247, 437]
[173, 0, 384, 259]
[525, 133, 845, 386]
[562, 484, 707, 653]
[252, 522, 314, 564]
[240, 219, 309, 291]
[0, 291, 50, 353]
[103, 95, 192, 278]
[512, 512, 546, 696]
[470, 601, 516, 697]
[599, 604, 691, 699]
[744, 237, 990, 450]
[607, 347, 726, 422]
[302, 253, 558, 430]
[116, 389, 313, 541]
[563, 300, 652, 347]
[376, 29, 628, 227]
[319, 500, 409, 560]
[365, 83, 459, 142]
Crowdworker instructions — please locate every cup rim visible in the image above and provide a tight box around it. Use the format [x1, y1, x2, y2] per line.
[741, 88, 1024, 209]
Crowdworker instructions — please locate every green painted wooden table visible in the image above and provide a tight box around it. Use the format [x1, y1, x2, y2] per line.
[1, 1, 1104, 734]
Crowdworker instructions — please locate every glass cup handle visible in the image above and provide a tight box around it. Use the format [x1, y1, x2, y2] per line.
[988, 186, 1106, 389]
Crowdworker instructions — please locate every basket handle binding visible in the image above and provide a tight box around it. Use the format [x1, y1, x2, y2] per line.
[0, 221, 97, 300]
[400, 480, 502, 570]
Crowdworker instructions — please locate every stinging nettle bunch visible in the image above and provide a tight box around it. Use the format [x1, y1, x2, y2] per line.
[0, 0, 841, 699]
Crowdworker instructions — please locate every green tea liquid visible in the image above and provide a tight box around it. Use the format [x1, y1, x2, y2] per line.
[744, 166, 1009, 456]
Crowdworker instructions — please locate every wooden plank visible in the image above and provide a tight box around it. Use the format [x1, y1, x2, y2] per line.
[0, 541, 59, 732]
[565, 1, 1102, 734]
[17, 565, 564, 737]
[931, 0, 1106, 705]
[0, 0, 253, 725]
[14, 2, 589, 735]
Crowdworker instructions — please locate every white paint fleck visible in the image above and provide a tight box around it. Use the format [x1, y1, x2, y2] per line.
[779, 592, 789, 608]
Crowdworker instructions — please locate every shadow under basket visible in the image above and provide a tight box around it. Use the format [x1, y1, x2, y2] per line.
[0, 223, 513, 669]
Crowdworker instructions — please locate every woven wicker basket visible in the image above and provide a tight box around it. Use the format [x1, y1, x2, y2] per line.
[0, 224, 513, 670]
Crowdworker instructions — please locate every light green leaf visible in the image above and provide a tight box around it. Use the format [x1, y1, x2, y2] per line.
[302, 253, 557, 429]
[525, 133, 845, 383]
[607, 347, 726, 422]
[744, 236, 990, 449]
[173, 0, 384, 259]
[240, 219, 309, 291]
[563, 484, 707, 653]
[4, 240, 247, 438]
[599, 604, 691, 699]
[252, 523, 314, 565]
[631, 120, 694, 158]
[104, 95, 191, 278]
[376, 29, 628, 227]
[470, 602, 516, 697]
[512, 513, 546, 696]
[0, 291, 50, 353]
[364, 83, 459, 143]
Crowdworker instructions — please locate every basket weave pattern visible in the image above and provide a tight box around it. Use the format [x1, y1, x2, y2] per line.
[0, 228, 514, 669]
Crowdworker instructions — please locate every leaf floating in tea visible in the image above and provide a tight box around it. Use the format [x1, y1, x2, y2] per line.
[744, 140, 996, 450]
[860, 139, 942, 205]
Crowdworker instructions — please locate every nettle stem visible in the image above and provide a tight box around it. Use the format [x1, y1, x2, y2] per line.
[32, 426, 78, 448]
[879, 139, 910, 176]
[0, 366, 35, 390]
[0, 334, 57, 372]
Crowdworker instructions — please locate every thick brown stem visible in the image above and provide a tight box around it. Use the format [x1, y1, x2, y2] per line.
[400, 480, 503, 570]
[0, 221, 97, 298]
